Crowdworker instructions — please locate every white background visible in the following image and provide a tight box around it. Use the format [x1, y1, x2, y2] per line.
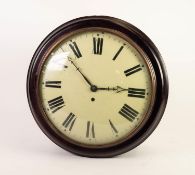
[0, 0, 195, 174]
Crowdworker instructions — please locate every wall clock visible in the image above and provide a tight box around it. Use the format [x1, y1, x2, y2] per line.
[27, 16, 169, 157]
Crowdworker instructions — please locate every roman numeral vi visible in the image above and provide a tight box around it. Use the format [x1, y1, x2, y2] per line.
[86, 121, 95, 138]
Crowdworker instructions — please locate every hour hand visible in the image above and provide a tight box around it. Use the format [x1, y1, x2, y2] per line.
[97, 86, 147, 98]
[97, 86, 128, 93]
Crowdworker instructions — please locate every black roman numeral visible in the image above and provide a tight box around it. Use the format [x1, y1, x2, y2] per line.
[48, 96, 64, 113]
[119, 104, 139, 122]
[93, 37, 103, 55]
[113, 46, 124, 60]
[69, 42, 82, 58]
[45, 81, 61, 88]
[109, 119, 118, 134]
[86, 121, 95, 138]
[124, 64, 142, 76]
[62, 113, 77, 131]
[128, 88, 146, 98]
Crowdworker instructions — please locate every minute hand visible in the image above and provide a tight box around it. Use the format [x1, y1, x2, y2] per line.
[68, 58, 93, 87]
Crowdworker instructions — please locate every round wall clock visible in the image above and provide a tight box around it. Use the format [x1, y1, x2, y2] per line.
[27, 16, 168, 157]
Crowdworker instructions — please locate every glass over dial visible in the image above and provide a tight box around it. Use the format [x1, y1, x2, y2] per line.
[39, 29, 156, 147]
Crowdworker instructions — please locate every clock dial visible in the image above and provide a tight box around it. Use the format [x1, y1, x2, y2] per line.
[39, 29, 156, 147]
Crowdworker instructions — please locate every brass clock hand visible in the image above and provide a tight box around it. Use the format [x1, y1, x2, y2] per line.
[68, 57, 94, 88]
[97, 86, 128, 93]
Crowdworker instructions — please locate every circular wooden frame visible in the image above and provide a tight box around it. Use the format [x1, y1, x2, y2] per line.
[27, 16, 169, 158]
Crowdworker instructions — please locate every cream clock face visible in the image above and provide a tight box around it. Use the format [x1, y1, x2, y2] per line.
[39, 29, 156, 147]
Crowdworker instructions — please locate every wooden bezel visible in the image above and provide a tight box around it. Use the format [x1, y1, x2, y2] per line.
[27, 16, 169, 158]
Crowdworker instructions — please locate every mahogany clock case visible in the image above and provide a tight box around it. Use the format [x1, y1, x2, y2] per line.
[27, 16, 169, 157]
